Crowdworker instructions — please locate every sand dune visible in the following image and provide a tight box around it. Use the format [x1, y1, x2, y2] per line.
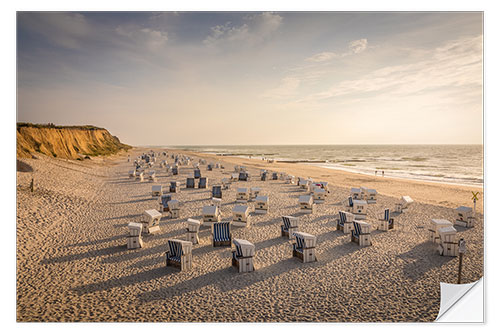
[16, 148, 483, 322]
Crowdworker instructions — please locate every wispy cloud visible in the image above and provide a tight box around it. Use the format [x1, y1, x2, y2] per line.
[261, 76, 300, 99]
[306, 38, 369, 62]
[203, 12, 282, 47]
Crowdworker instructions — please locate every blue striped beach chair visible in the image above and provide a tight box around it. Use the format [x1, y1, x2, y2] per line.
[346, 196, 354, 212]
[212, 221, 232, 247]
[160, 194, 172, 212]
[212, 185, 222, 199]
[281, 215, 299, 239]
[351, 221, 372, 246]
[239, 172, 249, 181]
[194, 169, 201, 179]
[172, 166, 178, 175]
[337, 211, 347, 231]
[165, 239, 193, 271]
[198, 177, 208, 188]
[378, 208, 394, 231]
[292, 232, 317, 263]
[232, 239, 255, 273]
[170, 181, 180, 193]
[186, 177, 195, 188]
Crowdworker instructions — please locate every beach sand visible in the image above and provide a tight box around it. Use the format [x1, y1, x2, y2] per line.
[16, 148, 484, 322]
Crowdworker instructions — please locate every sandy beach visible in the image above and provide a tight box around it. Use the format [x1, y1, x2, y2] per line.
[16, 148, 484, 322]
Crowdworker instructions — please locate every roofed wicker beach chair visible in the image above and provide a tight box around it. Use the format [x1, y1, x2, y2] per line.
[231, 173, 239, 182]
[364, 188, 377, 203]
[437, 226, 459, 257]
[254, 195, 269, 214]
[378, 208, 394, 231]
[172, 166, 178, 175]
[261, 171, 268, 181]
[239, 171, 250, 181]
[186, 218, 201, 244]
[428, 219, 453, 243]
[232, 239, 255, 273]
[337, 210, 355, 234]
[299, 195, 315, 214]
[167, 199, 180, 219]
[455, 206, 475, 228]
[202, 205, 221, 224]
[281, 215, 299, 239]
[232, 205, 251, 227]
[142, 209, 162, 234]
[351, 221, 372, 247]
[346, 196, 354, 212]
[292, 232, 317, 263]
[395, 196, 413, 213]
[198, 177, 208, 188]
[160, 194, 172, 212]
[250, 187, 261, 200]
[211, 197, 222, 209]
[351, 187, 362, 200]
[170, 181, 181, 193]
[207, 163, 213, 171]
[272, 172, 278, 180]
[236, 188, 249, 202]
[152, 185, 163, 197]
[222, 178, 230, 190]
[165, 239, 193, 271]
[212, 221, 232, 247]
[194, 168, 201, 179]
[313, 187, 326, 203]
[211, 185, 222, 199]
[186, 177, 195, 188]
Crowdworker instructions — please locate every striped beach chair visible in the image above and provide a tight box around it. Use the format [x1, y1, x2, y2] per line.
[186, 177, 195, 188]
[336, 211, 354, 233]
[281, 216, 299, 239]
[351, 221, 372, 247]
[212, 185, 222, 199]
[198, 177, 208, 188]
[165, 239, 193, 271]
[292, 232, 317, 263]
[239, 172, 249, 181]
[346, 196, 354, 212]
[212, 221, 232, 247]
[194, 169, 201, 179]
[232, 239, 255, 273]
[160, 194, 172, 212]
[378, 208, 394, 231]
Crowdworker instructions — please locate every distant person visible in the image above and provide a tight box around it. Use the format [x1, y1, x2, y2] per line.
[382, 170, 385, 177]
[375, 171, 377, 176]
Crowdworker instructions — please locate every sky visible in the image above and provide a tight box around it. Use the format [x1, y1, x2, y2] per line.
[16, 12, 483, 145]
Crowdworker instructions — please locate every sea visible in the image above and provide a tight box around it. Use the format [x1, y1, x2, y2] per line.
[164, 145, 483, 187]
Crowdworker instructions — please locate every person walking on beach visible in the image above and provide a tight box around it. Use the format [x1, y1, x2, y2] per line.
[375, 170, 377, 176]
[382, 170, 385, 177]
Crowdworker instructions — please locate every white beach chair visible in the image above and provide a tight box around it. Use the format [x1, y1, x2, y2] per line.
[186, 218, 201, 244]
[232, 205, 251, 227]
[169, 181, 181, 193]
[211, 197, 222, 209]
[236, 188, 249, 203]
[231, 173, 239, 182]
[299, 195, 315, 214]
[364, 188, 377, 203]
[232, 239, 256, 273]
[281, 216, 299, 239]
[428, 219, 453, 243]
[437, 226, 459, 257]
[292, 232, 317, 263]
[351, 221, 372, 247]
[313, 188, 326, 203]
[455, 206, 475, 228]
[351, 188, 362, 200]
[395, 196, 414, 213]
[250, 187, 261, 200]
[378, 208, 394, 231]
[159, 194, 171, 212]
[165, 239, 193, 271]
[222, 178, 230, 190]
[254, 195, 269, 214]
[151, 185, 163, 197]
[142, 209, 162, 234]
[167, 200, 180, 219]
[337, 211, 355, 234]
[127, 222, 144, 249]
[352, 199, 367, 219]
[202, 205, 221, 225]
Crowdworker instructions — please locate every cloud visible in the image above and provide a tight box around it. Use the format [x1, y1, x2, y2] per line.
[18, 12, 90, 49]
[349, 38, 368, 54]
[262, 76, 300, 99]
[297, 35, 482, 103]
[306, 38, 369, 62]
[203, 12, 282, 47]
[115, 25, 168, 51]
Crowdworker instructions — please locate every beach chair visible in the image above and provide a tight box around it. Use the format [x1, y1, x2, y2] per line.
[337, 211, 355, 234]
[232, 205, 251, 227]
[378, 208, 394, 231]
[313, 187, 326, 203]
[129, 170, 136, 178]
[351, 188, 362, 200]
[299, 195, 315, 214]
[395, 196, 414, 213]
[298, 179, 309, 189]
[236, 188, 249, 203]
[207, 163, 213, 171]
[194, 168, 201, 179]
[281, 216, 299, 239]
[202, 205, 221, 224]
[159, 194, 172, 212]
[165, 239, 193, 271]
[254, 195, 269, 214]
[279, 172, 286, 181]
[142, 209, 162, 234]
[272, 172, 278, 180]
[351, 221, 372, 247]
[286, 175, 295, 184]
[455, 206, 475, 228]
[212, 221, 232, 247]
[167, 200, 180, 219]
[222, 178, 230, 190]
[292, 232, 317, 263]
[232, 239, 255, 273]
[230, 173, 239, 182]
[186, 218, 201, 244]
[211, 185, 222, 199]
[198, 177, 208, 188]
[211, 197, 222, 209]
[239, 172, 250, 181]
[172, 166, 178, 175]
[352, 199, 367, 219]
[319, 181, 329, 193]
[170, 181, 181, 193]
[250, 187, 261, 200]
[261, 171, 268, 181]
[127, 222, 144, 249]
[437, 226, 459, 257]
[428, 219, 453, 243]
[186, 177, 195, 188]
[365, 188, 377, 203]
[152, 185, 163, 197]
[148, 171, 156, 182]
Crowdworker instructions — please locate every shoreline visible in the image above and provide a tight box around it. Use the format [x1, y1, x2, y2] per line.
[151, 147, 483, 213]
